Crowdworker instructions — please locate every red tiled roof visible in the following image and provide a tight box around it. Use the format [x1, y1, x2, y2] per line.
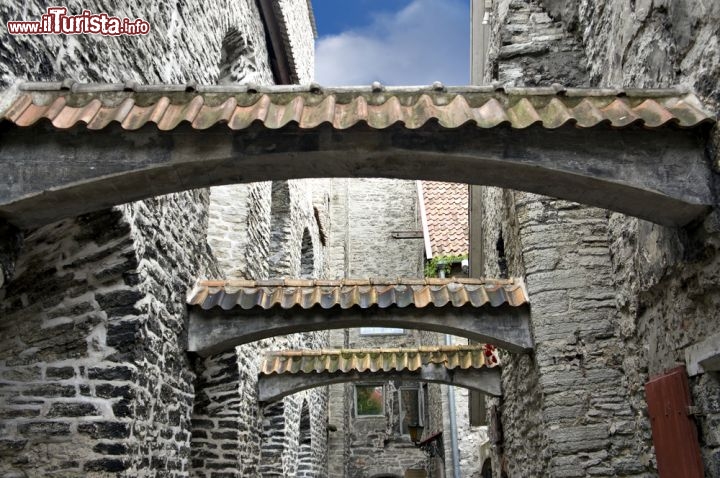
[420, 181, 469, 257]
[2, 83, 714, 131]
[187, 277, 528, 310]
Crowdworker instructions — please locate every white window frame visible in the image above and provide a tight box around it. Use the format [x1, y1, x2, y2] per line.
[398, 383, 424, 435]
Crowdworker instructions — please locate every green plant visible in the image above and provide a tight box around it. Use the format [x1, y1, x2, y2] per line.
[424, 253, 468, 278]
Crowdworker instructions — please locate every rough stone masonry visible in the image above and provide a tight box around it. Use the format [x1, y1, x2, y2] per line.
[480, 0, 720, 476]
[0, 0, 331, 477]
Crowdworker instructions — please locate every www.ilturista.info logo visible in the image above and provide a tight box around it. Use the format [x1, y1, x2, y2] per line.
[7, 7, 150, 36]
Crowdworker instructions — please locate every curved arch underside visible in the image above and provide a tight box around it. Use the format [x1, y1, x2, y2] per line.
[188, 305, 532, 356]
[0, 118, 714, 228]
[258, 365, 502, 403]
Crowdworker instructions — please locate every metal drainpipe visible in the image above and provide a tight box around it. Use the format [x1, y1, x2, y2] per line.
[437, 264, 461, 478]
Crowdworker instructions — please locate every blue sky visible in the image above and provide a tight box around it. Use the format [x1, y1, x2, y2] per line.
[313, 0, 470, 85]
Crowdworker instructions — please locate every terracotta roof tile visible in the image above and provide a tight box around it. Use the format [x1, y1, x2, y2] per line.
[187, 277, 528, 310]
[259, 345, 497, 375]
[2, 83, 714, 131]
[421, 181, 469, 257]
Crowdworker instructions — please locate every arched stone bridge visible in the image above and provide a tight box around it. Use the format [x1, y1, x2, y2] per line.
[257, 345, 501, 403]
[186, 278, 532, 356]
[0, 82, 716, 229]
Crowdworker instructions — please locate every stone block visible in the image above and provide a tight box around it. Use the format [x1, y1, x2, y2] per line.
[45, 366, 75, 380]
[22, 383, 76, 398]
[83, 458, 128, 472]
[0, 439, 27, 456]
[92, 442, 130, 455]
[87, 365, 136, 381]
[547, 424, 610, 454]
[77, 421, 130, 439]
[95, 290, 143, 317]
[18, 421, 71, 437]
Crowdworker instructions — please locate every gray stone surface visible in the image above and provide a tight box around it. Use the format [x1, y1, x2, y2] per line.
[0, 1, 331, 477]
[188, 304, 533, 356]
[0, 0, 274, 88]
[481, 0, 720, 476]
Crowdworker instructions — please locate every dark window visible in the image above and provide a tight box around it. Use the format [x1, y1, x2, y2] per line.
[300, 228, 314, 278]
[496, 232, 508, 279]
[469, 390, 487, 426]
[297, 400, 313, 473]
[399, 385, 423, 435]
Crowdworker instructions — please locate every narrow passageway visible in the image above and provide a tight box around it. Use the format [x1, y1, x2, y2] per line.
[0, 0, 718, 477]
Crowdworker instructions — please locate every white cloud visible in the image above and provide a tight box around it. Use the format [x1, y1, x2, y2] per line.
[315, 0, 469, 86]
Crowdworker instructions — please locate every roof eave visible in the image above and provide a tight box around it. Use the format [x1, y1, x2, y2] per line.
[256, 0, 294, 85]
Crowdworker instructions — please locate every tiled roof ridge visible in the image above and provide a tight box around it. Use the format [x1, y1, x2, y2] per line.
[265, 344, 488, 356]
[187, 277, 529, 310]
[11, 80, 698, 97]
[194, 277, 517, 287]
[5, 82, 712, 131]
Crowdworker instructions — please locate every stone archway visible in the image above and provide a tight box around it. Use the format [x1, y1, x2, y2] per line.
[257, 346, 502, 403]
[187, 278, 532, 356]
[1, 84, 715, 228]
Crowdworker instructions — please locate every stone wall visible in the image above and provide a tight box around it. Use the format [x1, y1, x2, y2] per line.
[481, 0, 720, 476]
[198, 174, 331, 477]
[325, 178, 425, 280]
[0, 194, 219, 476]
[0, 0, 330, 476]
[485, 0, 588, 86]
[326, 329, 433, 477]
[565, 1, 720, 473]
[0, 0, 274, 88]
[275, 0, 316, 85]
[208, 180, 327, 281]
[324, 179, 438, 477]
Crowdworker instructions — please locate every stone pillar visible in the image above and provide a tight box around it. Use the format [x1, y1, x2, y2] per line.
[478, 1, 655, 475]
